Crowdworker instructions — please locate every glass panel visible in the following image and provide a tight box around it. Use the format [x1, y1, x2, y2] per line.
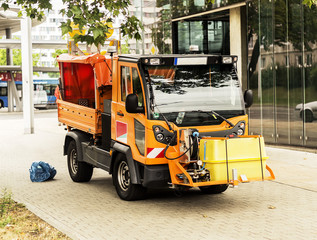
[260, 0, 275, 143]
[188, 0, 206, 16]
[132, 68, 144, 107]
[190, 21, 204, 53]
[248, 0, 275, 142]
[121, 66, 131, 102]
[0, 86, 7, 96]
[247, 0, 262, 136]
[303, 4, 317, 147]
[171, 0, 188, 19]
[171, 0, 245, 18]
[16, 84, 22, 91]
[163, 21, 172, 54]
[156, 21, 172, 54]
[275, 0, 290, 145]
[135, 119, 145, 156]
[177, 21, 190, 54]
[208, 20, 229, 54]
[288, 0, 304, 146]
[121, 66, 126, 101]
[157, 0, 171, 20]
[127, 68, 132, 94]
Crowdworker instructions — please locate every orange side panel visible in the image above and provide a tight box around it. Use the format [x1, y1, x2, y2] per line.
[57, 99, 101, 134]
[57, 53, 105, 64]
[95, 59, 112, 87]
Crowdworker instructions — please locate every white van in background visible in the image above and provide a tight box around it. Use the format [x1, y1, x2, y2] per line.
[33, 85, 48, 109]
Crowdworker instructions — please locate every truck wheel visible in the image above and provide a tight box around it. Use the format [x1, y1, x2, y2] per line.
[113, 154, 146, 201]
[199, 184, 228, 194]
[67, 140, 93, 182]
[0, 100, 3, 109]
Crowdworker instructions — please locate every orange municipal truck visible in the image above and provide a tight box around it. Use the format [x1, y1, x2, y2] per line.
[56, 53, 275, 200]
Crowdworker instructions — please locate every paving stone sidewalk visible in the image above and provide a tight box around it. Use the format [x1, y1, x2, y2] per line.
[0, 111, 317, 240]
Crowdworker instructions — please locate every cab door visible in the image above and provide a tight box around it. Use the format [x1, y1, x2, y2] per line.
[114, 61, 147, 163]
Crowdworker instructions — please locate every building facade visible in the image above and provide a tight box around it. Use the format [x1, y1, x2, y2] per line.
[132, 0, 317, 148]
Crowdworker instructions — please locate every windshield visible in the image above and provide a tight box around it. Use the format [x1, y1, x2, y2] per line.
[146, 64, 245, 126]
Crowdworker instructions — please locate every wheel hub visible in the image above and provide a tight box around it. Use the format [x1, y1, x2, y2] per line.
[70, 149, 78, 174]
[118, 161, 130, 191]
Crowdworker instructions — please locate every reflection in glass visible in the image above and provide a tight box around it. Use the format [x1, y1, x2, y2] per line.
[302, 4, 317, 146]
[248, 0, 317, 147]
[176, 19, 229, 54]
[190, 21, 204, 52]
[178, 22, 190, 53]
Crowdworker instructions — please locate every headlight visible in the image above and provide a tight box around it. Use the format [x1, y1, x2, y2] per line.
[152, 125, 177, 145]
[156, 133, 164, 141]
[237, 128, 244, 135]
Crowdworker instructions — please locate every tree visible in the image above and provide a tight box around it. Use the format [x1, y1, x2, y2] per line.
[51, 49, 68, 67]
[46, 49, 68, 78]
[1, 0, 142, 48]
[0, 49, 39, 66]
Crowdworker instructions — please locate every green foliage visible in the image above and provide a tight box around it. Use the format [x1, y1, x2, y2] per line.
[1, 0, 142, 49]
[1, 0, 50, 21]
[250, 64, 313, 90]
[51, 49, 68, 67]
[46, 49, 67, 77]
[0, 49, 6, 65]
[0, 49, 40, 66]
[120, 40, 130, 54]
[0, 188, 13, 227]
[303, 0, 317, 7]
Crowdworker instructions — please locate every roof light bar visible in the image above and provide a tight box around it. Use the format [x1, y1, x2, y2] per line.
[174, 57, 207, 65]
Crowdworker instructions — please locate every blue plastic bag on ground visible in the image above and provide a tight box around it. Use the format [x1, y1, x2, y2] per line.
[29, 161, 57, 182]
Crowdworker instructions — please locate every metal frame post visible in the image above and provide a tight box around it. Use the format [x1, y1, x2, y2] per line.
[21, 17, 34, 134]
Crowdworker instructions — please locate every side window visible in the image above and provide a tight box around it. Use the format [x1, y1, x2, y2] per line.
[121, 66, 132, 102]
[0, 87, 7, 96]
[16, 85, 22, 91]
[132, 68, 144, 107]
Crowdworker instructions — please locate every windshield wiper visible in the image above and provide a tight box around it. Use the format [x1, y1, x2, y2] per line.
[154, 105, 173, 131]
[146, 73, 173, 131]
[195, 110, 235, 127]
[156, 101, 183, 107]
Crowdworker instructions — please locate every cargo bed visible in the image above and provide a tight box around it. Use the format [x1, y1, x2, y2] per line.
[57, 99, 101, 134]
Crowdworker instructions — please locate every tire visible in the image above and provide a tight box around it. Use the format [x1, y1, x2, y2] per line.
[199, 184, 229, 194]
[304, 109, 314, 123]
[0, 100, 3, 109]
[112, 154, 146, 201]
[67, 140, 93, 182]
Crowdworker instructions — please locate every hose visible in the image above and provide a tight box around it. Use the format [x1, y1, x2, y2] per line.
[164, 132, 196, 160]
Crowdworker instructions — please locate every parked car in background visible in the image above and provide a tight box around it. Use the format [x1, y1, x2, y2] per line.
[33, 89, 48, 109]
[295, 101, 317, 122]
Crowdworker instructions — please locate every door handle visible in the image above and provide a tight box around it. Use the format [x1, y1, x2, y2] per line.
[117, 111, 124, 117]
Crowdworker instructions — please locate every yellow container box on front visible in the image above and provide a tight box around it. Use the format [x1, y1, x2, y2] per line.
[199, 136, 268, 182]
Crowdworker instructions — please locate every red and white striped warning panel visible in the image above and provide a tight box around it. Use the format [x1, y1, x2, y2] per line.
[147, 148, 165, 158]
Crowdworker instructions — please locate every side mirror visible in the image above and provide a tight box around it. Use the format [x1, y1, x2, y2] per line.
[244, 89, 253, 108]
[126, 94, 145, 114]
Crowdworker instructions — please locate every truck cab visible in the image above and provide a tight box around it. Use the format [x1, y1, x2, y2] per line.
[57, 53, 274, 201]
